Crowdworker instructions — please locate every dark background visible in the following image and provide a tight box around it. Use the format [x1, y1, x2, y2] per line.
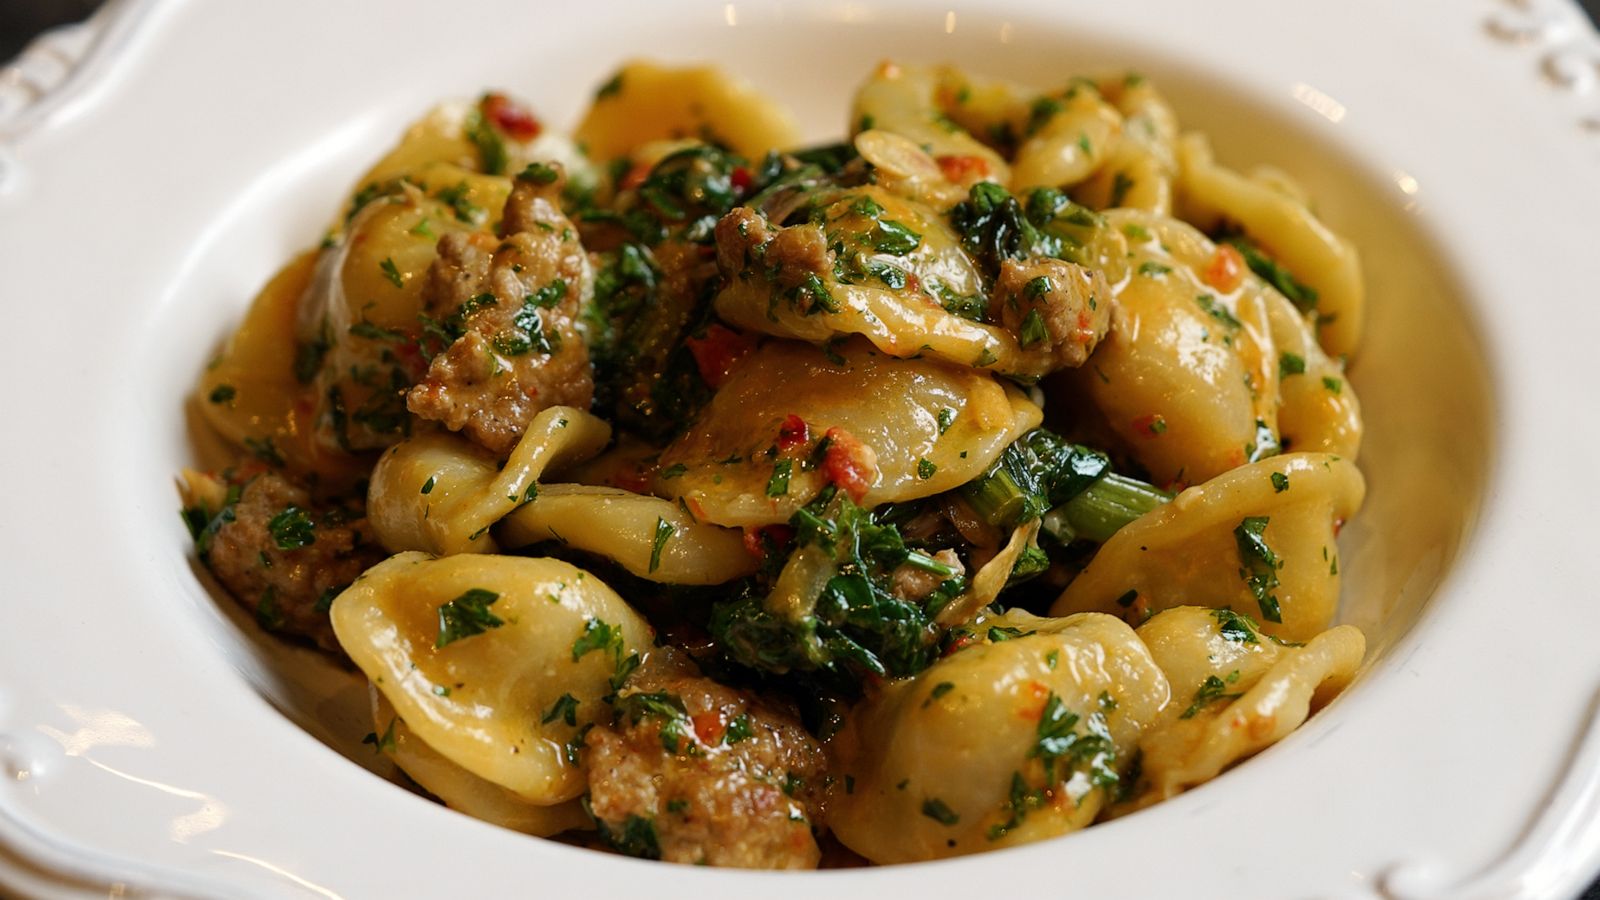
[4, 0, 1600, 897]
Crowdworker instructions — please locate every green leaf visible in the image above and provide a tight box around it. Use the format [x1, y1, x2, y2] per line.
[436, 588, 504, 647]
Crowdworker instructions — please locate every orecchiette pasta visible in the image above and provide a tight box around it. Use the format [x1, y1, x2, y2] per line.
[828, 611, 1168, 862]
[330, 551, 654, 804]
[1051, 453, 1364, 642]
[182, 59, 1372, 870]
[653, 338, 1042, 527]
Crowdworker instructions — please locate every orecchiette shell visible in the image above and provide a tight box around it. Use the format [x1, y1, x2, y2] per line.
[1051, 453, 1365, 643]
[498, 484, 758, 585]
[654, 339, 1042, 527]
[330, 551, 654, 804]
[828, 611, 1169, 863]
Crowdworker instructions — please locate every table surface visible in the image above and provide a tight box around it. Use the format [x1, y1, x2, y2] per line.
[2, 1, 1599, 898]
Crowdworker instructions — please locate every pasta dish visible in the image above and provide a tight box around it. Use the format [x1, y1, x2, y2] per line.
[179, 60, 1367, 868]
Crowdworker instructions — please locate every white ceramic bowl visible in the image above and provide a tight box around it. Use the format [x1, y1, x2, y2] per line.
[3, 0, 1600, 896]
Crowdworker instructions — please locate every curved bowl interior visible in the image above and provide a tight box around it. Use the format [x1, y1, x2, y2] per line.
[146, 0, 1494, 848]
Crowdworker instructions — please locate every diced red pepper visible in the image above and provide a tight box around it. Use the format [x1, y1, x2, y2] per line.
[776, 414, 808, 450]
[936, 154, 991, 183]
[1203, 244, 1246, 293]
[619, 160, 652, 191]
[731, 166, 752, 192]
[822, 427, 874, 502]
[1017, 680, 1051, 721]
[480, 93, 543, 141]
[1131, 413, 1168, 438]
[684, 324, 757, 389]
[691, 711, 725, 745]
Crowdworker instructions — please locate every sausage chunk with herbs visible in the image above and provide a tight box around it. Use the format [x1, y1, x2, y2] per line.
[407, 164, 594, 456]
[989, 257, 1111, 370]
[181, 468, 383, 652]
[583, 668, 829, 868]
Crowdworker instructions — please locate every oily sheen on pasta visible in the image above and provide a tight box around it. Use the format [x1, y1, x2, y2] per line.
[179, 59, 1371, 869]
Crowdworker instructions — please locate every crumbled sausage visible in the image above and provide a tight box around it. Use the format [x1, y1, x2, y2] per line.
[407, 168, 594, 456]
[990, 257, 1111, 370]
[187, 468, 384, 652]
[584, 668, 829, 868]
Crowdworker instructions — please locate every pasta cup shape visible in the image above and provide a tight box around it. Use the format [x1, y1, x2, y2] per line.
[1108, 606, 1365, 814]
[1050, 453, 1364, 643]
[329, 551, 653, 804]
[367, 688, 590, 836]
[498, 484, 757, 585]
[654, 339, 1041, 527]
[367, 406, 611, 555]
[828, 611, 1168, 863]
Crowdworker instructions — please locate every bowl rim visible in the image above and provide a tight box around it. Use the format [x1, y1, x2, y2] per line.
[3, 0, 1600, 897]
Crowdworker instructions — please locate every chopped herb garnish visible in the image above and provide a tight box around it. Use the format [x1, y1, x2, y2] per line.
[420, 475, 436, 495]
[921, 797, 961, 826]
[917, 458, 937, 480]
[208, 384, 236, 404]
[541, 693, 580, 726]
[766, 459, 793, 496]
[1233, 517, 1283, 623]
[1181, 672, 1241, 719]
[362, 718, 397, 754]
[380, 257, 404, 288]
[435, 588, 504, 647]
[937, 407, 957, 435]
[1271, 472, 1290, 493]
[1018, 308, 1048, 348]
[267, 506, 315, 550]
[1279, 352, 1307, 378]
[518, 161, 560, 185]
[1211, 608, 1260, 644]
[649, 517, 676, 573]
[1137, 261, 1171, 277]
[723, 713, 754, 744]
[1323, 376, 1343, 394]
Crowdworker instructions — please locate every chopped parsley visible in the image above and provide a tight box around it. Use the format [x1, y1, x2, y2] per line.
[1018, 308, 1048, 348]
[917, 458, 937, 480]
[649, 517, 676, 573]
[541, 693, 580, 727]
[1212, 608, 1260, 644]
[379, 257, 404, 288]
[436, 588, 505, 647]
[1233, 517, 1284, 623]
[1323, 376, 1343, 394]
[362, 718, 397, 754]
[207, 384, 236, 404]
[267, 506, 315, 550]
[1180, 672, 1242, 719]
[420, 476, 436, 495]
[937, 407, 957, 434]
[1271, 472, 1290, 493]
[765, 459, 793, 496]
[1137, 261, 1171, 277]
[517, 161, 560, 185]
[1279, 352, 1307, 378]
[723, 713, 754, 744]
[921, 797, 961, 826]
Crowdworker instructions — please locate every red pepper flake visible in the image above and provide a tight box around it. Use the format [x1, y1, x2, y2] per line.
[1203, 244, 1246, 293]
[1018, 681, 1051, 721]
[480, 93, 542, 141]
[619, 160, 652, 191]
[742, 524, 796, 559]
[684, 324, 757, 389]
[776, 414, 808, 450]
[730, 166, 752, 192]
[1131, 413, 1168, 438]
[691, 711, 725, 745]
[613, 465, 653, 494]
[821, 427, 874, 502]
[942, 632, 978, 657]
[936, 154, 991, 184]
